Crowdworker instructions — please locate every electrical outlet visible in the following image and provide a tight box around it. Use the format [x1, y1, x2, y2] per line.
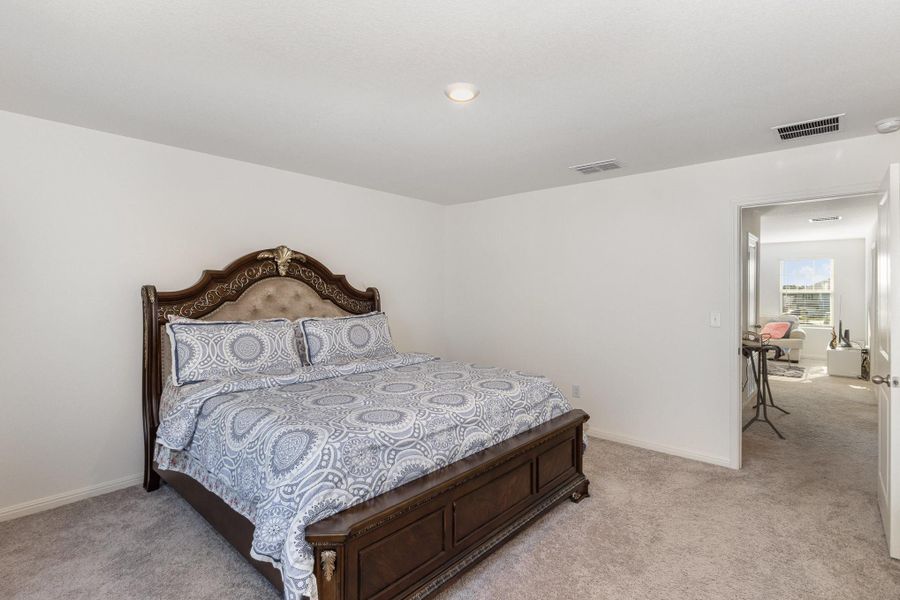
[572, 384, 581, 399]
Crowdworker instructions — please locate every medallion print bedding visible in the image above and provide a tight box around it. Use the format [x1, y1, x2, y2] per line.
[298, 312, 395, 365]
[155, 352, 573, 600]
[171, 315, 313, 366]
[166, 318, 303, 385]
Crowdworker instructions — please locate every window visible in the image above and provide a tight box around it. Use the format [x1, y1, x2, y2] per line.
[780, 258, 834, 325]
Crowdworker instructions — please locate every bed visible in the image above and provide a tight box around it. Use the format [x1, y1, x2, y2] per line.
[142, 245, 590, 600]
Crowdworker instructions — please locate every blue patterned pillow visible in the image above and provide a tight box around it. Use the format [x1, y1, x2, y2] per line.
[171, 315, 311, 367]
[166, 319, 303, 385]
[299, 312, 396, 366]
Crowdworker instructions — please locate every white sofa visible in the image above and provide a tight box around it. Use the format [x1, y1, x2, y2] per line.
[760, 314, 806, 362]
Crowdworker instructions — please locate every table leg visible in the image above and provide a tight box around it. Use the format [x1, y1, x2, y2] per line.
[743, 347, 786, 439]
[760, 357, 785, 438]
[764, 350, 790, 415]
[760, 396, 785, 439]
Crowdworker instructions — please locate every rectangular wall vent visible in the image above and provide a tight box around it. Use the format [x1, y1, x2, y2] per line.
[809, 216, 842, 223]
[772, 113, 844, 140]
[569, 159, 621, 174]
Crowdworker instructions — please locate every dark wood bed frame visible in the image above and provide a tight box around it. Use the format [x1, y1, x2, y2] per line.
[142, 246, 590, 600]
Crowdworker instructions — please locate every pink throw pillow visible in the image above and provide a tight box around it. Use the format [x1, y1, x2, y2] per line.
[761, 322, 791, 340]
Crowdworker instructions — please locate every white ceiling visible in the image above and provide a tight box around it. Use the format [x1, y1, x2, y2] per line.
[750, 195, 878, 244]
[2, 1, 900, 204]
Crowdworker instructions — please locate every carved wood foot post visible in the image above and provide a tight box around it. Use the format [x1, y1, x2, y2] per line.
[569, 480, 590, 503]
[315, 546, 343, 600]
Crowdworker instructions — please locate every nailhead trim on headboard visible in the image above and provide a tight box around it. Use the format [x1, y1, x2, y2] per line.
[157, 261, 376, 321]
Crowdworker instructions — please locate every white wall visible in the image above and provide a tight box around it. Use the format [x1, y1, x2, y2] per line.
[759, 239, 868, 358]
[0, 111, 445, 515]
[3, 108, 900, 516]
[442, 134, 900, 468]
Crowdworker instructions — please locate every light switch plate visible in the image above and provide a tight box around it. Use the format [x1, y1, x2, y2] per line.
[572, 384, 581, 399]
[710, 311, 721, 327]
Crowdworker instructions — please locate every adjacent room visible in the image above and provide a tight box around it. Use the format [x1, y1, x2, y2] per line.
[742, 196, 878, 433]
[739, 196, 885, 550]
[2, 3, 900, 600]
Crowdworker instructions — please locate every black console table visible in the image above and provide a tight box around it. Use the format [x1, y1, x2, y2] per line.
[742, 342, 789, 439]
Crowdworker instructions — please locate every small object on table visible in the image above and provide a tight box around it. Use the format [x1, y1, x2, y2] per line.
[742, 342, 788, 439]
[837, 320, 852, 348]
[743, 329, 761, 343]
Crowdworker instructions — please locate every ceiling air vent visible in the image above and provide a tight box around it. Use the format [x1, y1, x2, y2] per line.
[772, 113, 844, 140]
[569, 159, 621, 175]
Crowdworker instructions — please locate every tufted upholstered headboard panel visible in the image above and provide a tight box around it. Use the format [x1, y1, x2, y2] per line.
[158, 277, 352, 381]
[141, 245, 380, 490]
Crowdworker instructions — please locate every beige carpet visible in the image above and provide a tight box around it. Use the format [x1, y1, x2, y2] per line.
[2, 373, 899, 599]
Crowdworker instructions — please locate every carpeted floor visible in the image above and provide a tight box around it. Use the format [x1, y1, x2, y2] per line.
[2, 373, 899, 599]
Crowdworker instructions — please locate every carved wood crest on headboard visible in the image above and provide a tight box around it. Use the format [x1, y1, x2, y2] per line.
[140, 245, 380, 491]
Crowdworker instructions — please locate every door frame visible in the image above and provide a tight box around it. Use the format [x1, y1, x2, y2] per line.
[747, 231, 760, 331]
[729, 184, 879, 469]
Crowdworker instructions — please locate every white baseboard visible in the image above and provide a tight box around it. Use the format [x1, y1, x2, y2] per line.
[0, 473, 143, 523]
[586, 426, 733, 469]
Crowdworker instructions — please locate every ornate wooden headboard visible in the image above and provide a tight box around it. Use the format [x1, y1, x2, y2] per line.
[140, 245, 380, 490]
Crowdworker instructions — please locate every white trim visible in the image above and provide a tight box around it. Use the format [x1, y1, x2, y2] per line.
[0, 473, 142, 523]
[730, 201, 743, 469]
[586, 427, 734, 469]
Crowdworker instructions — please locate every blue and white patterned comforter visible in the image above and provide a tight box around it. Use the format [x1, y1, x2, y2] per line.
[154, 352, 572, 600]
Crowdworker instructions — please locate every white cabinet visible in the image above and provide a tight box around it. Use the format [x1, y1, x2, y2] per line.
[826, 347, 862, 378]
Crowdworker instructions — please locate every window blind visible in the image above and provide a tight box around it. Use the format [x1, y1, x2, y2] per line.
[780, 258, 834, 325]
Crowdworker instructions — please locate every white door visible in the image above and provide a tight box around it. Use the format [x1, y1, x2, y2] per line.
[875, 163, 900, 558]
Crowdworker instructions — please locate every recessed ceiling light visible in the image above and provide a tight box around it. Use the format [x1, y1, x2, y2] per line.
[444, 82, 479, 104]
[809, 216, 842, 223]
[875, 117, 900, 134]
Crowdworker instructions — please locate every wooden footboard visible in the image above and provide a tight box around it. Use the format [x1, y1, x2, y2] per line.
[306, 409, 590, 600]
[155, 409, 589, 600]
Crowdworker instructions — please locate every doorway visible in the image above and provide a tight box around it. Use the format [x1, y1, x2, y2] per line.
[734, 186, 900, 559]
[737, 193, 880, 429]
